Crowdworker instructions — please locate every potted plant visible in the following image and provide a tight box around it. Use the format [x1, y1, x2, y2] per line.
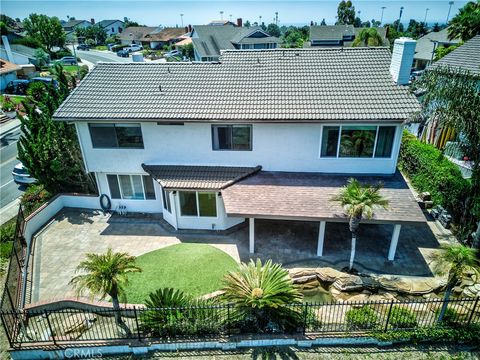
[2, 97, 17, 118]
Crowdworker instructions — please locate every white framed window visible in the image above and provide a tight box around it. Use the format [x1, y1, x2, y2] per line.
[212, 125, 252, 151]
[320, 125, 396, 159]
[107, 174, 156, 200]
[178, 191, 217, 217]
[162, 187, 172, 213]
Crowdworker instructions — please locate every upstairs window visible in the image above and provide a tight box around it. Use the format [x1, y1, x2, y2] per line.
[320, 125, 396, 159]
[212, 125, 252, 151]
[89, 123, 143, 149]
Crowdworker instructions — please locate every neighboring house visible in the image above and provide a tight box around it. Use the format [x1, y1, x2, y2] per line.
[208, 20, 237, 26]
[0, 58, 21, 91]
[0, 44, 36, 65]
[62, 19, 93, 41]
[118, 26, 156, 45]
[308, 25, 388, 47]
[142, 27, 187, 49]
[413, 28, 461, 69]
[52, 39, 425, 261]
[431, 34, 480, 75]
[96, 19, 124, 36]
[191, 24, 281, 61]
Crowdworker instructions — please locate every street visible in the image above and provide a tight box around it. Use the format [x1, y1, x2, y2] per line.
[0, 123, 25, 220]
[75, 48, 132, 64]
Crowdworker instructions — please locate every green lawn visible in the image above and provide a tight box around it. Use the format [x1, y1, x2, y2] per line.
[124, 243, 238, 304]
[1, 95, 24, 106]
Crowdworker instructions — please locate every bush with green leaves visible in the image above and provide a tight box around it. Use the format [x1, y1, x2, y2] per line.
[388, 306, 417, 329]
[398, 131, 471, 222]
[435, 306, 460, 326]
[0, 217, 16, 274]
[140, 288, 221, 338]
[345, 306, 379, 330]
[20, 184, 52, 216]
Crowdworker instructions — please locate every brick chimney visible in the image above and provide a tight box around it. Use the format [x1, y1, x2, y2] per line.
[90, 18, 95, 25]
[390, 38, 416, 85]
[237, 18, 243, 27]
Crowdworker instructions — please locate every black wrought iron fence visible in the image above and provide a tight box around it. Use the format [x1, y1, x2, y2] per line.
[1, 297, 478, 348]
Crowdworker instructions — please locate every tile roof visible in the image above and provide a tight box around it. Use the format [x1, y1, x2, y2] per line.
[222, 171, 426, 224]
[142, 164, 262, 190]
[0, 58, 21, 74]
[118, 26, 157, 41]
[53, 47, 420, 122]
[414, 28, 461, 61]
[310, 25, 355, 41]
[63, 20, 90, 29]
[431, 35, 480, 75]
[96, 19, 124, 29]
[144, 27, 186, 42]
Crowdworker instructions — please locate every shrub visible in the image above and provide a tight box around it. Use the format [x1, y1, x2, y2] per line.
[79, 65, 89, 80]
[21, 184, 52, 216]
[94, 45, 107, 51]
[12, 36, 43, 49]
[346, 306, 379, 330]
[51, 49, 72, 59]
[0, 217, 16, 244]
[435, 306, 460, 326]
[388, 306, 417, 329]
[398, 131, 471, 222]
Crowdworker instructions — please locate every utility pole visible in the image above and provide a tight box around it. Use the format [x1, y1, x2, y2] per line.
[180, 14, 184, 27]
[380, 6, 386, 25]
[424, 8, 429, 25]
[220, 11, 224, 20]
[446, 1, 454, 23]
[275, 12, 278, 25]
[229, 14, 232, 22]
[259, 15, 262, 25]
[397, 6, 404, 32]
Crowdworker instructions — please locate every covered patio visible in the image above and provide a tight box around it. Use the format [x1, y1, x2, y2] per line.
[222, 170, 427, 263]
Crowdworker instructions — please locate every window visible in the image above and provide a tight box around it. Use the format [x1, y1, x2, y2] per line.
[106, 174, 155, 200]
[212, 125, 252, 151]
[320, 125, 396, 159]
[179, 191, 217, 217]
[89, 123, 143, 148]
[162, 187, 171, 212]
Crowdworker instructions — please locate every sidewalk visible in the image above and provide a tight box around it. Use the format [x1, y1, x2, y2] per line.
[0, 198, 19, 225]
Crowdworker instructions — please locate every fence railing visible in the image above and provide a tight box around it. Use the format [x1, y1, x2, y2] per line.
[1, 297, 479, 348]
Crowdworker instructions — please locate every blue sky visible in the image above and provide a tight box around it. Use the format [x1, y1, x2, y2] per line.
[2, 0, 467, 27]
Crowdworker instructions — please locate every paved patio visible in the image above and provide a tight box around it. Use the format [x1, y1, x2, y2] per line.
[29, 208, 447, 304]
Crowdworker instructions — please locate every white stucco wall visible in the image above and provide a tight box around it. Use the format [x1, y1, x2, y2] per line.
[76, 121, 403, 175]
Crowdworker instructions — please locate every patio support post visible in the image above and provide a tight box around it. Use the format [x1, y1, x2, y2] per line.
[388, 224, 402, 261]
[317, 221, 326, 256]
[249, 218, 255, 253]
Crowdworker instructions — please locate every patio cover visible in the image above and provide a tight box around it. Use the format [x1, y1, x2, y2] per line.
[142, 164, 261, 190]
[222, 171, 426, 224]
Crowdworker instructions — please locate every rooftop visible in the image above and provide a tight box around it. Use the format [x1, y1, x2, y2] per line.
[414, 28, 461, 61]
[117, 26, 156, 41]
[63, 20, 90, 29]
[432, 35, 480, 75]
[96, 19, 124, 29]
[53, 47, 420, 122]
[310, 25, 355, 41]
[0, 58, 21, 74]
[144, 27, 186, 42]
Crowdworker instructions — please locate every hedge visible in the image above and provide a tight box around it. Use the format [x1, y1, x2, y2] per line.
[398, 131, 470, 222]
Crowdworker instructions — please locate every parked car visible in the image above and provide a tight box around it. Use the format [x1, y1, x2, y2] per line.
[12, 162, 36, 185]
[165, 50, 181, 58]
[5, 79, 30, 95]
[76, 44, 90, 51]
[125, 44, 143, 53]
[57, 56, 77, 65]
[117, 49, 130, 57]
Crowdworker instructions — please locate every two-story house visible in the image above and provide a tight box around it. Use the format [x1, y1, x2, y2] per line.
[96, 19, 125, 36]
[308, 25, 388, 47]
[53, 38, 424, 260]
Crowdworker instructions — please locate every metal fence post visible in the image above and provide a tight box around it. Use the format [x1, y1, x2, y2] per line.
[133, 306, 142, 341]
[0, 312, 14, 348]
[467, 297, 479, 325]
[44, 310, 56, 345]
[384, 300, 394, 332]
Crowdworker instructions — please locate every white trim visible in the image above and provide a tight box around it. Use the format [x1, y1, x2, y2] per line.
[249, 218, 255, 253]
[317, 221, 326, 256]
[388, 224, 402, 261]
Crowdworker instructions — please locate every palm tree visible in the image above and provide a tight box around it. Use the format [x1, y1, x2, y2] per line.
[331, 178, 389, 271]
[447, 1, 480, 41]
[432, 244, 479, 323]
[352, 28, 384, 47]
[69, 248, 141, 336]
[223, 259, 303, 333]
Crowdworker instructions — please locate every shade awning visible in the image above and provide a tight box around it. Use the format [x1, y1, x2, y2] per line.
[222, 171, 426, 224]
[142, 164, 261, 190]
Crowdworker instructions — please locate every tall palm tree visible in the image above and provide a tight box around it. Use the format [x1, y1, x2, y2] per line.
[432, 244, 479, 323]
[352, 28, 384, 47]
[447, 1, 480, 41]
[69, 248, 142, 336]
[223, 259, 303, 333]
[331, 178, 389, 271]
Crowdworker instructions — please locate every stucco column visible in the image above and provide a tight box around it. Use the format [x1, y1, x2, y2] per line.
[388, 224, 402, 261]
[317, 221, 326, 256]
[249, 218, 255, 254]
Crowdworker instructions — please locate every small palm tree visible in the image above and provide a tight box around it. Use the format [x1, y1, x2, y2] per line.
[223, 259, 303, 333]
[352, 28, 384, 47]
[432, 244, 479, 323]
[69, 248, 141, 336]
[331, 178, 389, 271]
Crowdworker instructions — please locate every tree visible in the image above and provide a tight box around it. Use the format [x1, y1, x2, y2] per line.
[354, 16, 362, 27]
[361, 20, 371, 28]
[69, 249, 141, 336]
[431, 244, 479, 322]
[352, 28, 384, 47]
[371, 19, 381, 28]
[0, 21, 8, 36]
[17, 63, 96, 194]
[223, 259, 303, 333]
[331, 178, 389, 271]
[244, 20, 251, 28]
[180, 42, 194, 59]
[406, 19, 428, 38]
[320, 18, 327, 26]
[34, 48, 49, 68]
[23, 13, 65, 52]
[76, 25, 107, 45]
[434, 43, 462, 60]
[412, 66, 480, 231]
[124, 20, 140, 28]
[336, 0, 356, 25]
[266, 23, 281, 37]
[448, 1, 480, 41]
[432, 22, 441, 32]
[392, 20, 404, 32]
